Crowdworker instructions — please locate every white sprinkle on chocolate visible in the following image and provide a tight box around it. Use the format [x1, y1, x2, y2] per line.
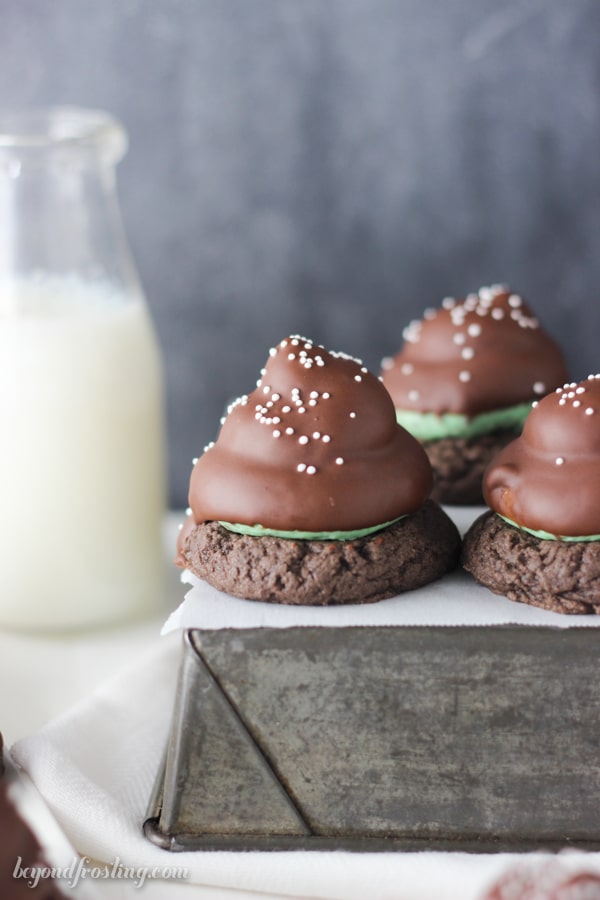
[555, 457, 565, 466]
[467, 323, 482, 337]
[335, 457, 344, 465]
[533, 382, 546, 395]
[298, 435, 309, 445]
[459, 370, 471, 382]
[306, 465, 317, 475]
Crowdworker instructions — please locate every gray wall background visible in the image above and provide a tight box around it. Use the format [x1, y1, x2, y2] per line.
[1, 0, 599, 507]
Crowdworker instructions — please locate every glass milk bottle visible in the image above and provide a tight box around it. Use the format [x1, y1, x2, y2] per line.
[0, 107, 166, 630]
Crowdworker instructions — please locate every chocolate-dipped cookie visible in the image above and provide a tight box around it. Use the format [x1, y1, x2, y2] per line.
[381, 285, 568, 504]
[0, 734, 64, 898]
[176, 336, 461, 604]
[463, 375, 600, 614]
[481, 860, 600, 899]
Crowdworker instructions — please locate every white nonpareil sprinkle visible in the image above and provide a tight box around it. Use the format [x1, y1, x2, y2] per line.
[533, 382, 546, 394]
[459, 370, 471, 382]
[586, 408, 595, 415]
[408, 389, 420, 401]
[306, 465, 317, 475]
[491, 308, 504, 320]
[508, 294, 522, 308]
[381, 356, 394, 370]
[467, 323, 481, 337]
[461, 347, 475, 360]
[285, 427, 294, 435]
[349, 412, 357, 418]
[335, 457, 344, 465]
[453, 333, 466, 345]
[354, 375, 362, 382]
[272, 430, 281, 438]
[298, 435, 309, 445]
[322, 434, 331, 442]
[297, 463, 306, 472]
[401, 363, 414, 374]
[322, 392, 331, 399]
[313, 431, 321, 439]
[555, 457, 565, 465]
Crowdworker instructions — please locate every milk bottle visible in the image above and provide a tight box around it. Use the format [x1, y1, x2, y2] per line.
[0, 108, 166, 629]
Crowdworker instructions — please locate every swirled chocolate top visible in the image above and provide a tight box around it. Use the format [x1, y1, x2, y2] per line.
[484, 376, 600, 536]
[185, 336, 433, 533]
[381, 285, 568, 415]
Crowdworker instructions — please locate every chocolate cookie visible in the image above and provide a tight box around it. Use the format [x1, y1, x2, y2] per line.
[180, 499, 461, 605]
[0, 734, 64, 898]
[462, 511, 600, 614]
[424, 429, 518, 505]
[381, 285, 568, 505]
[481, 860, 600, 900]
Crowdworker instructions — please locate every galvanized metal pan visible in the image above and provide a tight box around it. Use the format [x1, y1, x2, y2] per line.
[144, 626, 600, 852]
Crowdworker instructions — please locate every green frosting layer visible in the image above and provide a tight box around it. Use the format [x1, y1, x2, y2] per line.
[395, 402, 533, 441]
[498, 514, 600, 543]
[218, 516, 406, 542]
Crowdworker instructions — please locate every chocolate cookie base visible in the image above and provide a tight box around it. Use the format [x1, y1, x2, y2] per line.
[462, 511, 600, 614]
[424, 428, 519, 505]
[180, 500, 461, 606]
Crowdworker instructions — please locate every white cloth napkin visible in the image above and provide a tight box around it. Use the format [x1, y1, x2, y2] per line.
[11, 506, 600, 899]
[13, 634, 600, 900]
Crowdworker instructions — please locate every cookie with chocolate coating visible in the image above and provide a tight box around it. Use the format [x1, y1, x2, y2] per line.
[463, 375, 600, 613]
[381, 285, 568, 504]
[176, 336, 461, 604]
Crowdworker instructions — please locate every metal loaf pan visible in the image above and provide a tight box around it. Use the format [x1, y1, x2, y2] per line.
[144, 626, 600, 852]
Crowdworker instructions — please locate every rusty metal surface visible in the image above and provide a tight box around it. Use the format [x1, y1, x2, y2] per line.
[145, 626, 600, 852]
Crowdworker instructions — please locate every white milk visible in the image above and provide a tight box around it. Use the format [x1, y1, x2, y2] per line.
[0, 276, 166, 630]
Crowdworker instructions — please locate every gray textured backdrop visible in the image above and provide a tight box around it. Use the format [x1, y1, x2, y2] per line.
[1, 0, 599, 507]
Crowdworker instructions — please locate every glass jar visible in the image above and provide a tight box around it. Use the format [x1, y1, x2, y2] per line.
[0, 106, 166, 630]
